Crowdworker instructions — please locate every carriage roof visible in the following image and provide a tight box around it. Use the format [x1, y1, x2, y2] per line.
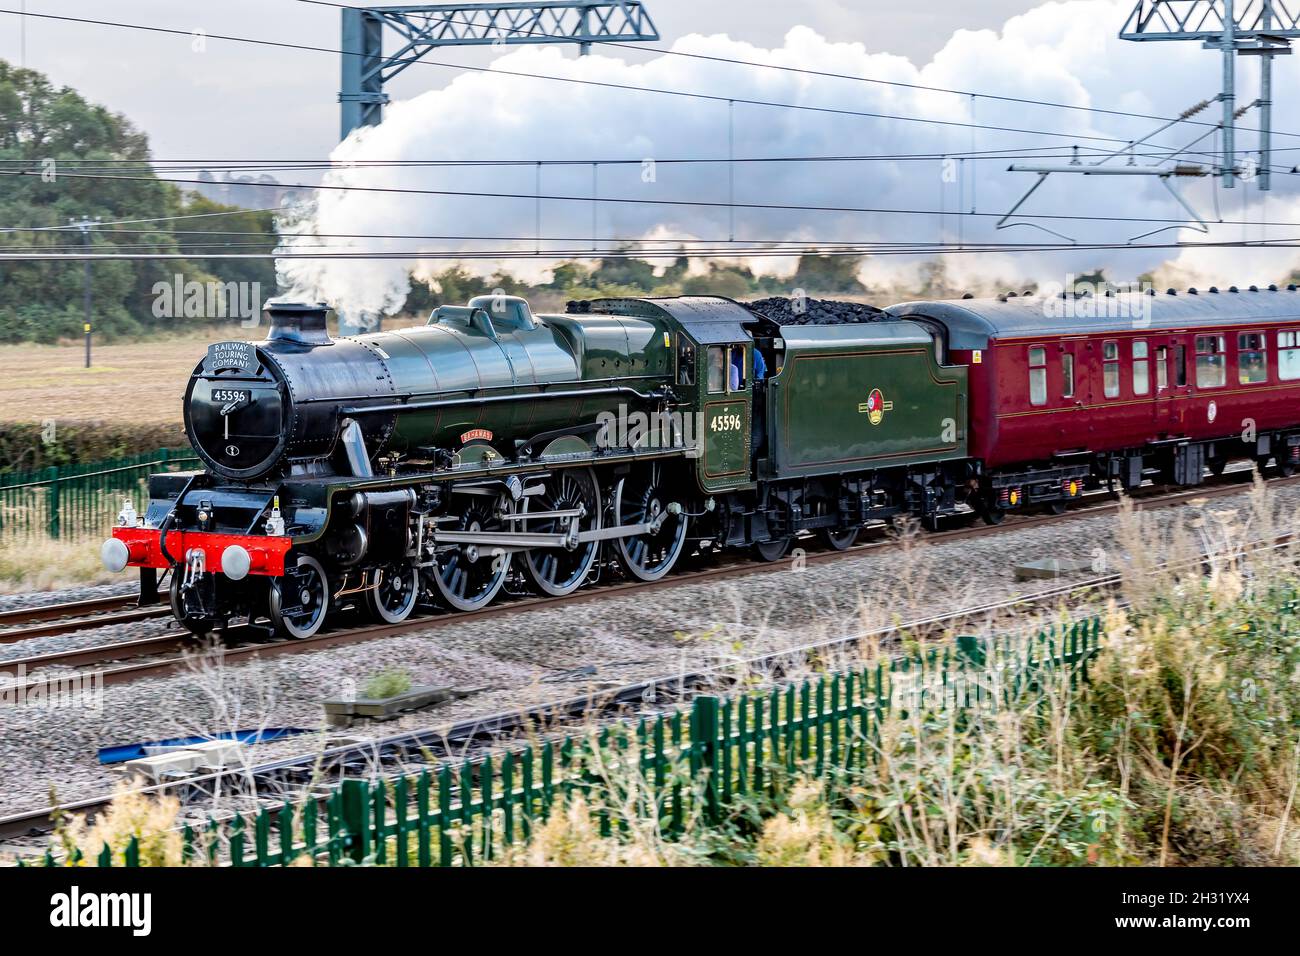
[889, 287, 1300, 349]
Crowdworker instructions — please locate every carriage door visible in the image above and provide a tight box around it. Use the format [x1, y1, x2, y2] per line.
[1058, 341, 1083, 441]
[1154, 337, 1189, 433]
[701, 342, 752, 490]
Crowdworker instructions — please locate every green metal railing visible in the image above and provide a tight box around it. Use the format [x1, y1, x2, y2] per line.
[0, 448, 196, 541]
[26, 617, 1101, 868]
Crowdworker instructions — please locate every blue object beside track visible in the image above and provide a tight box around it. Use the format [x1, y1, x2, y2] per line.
[97, 728, 308, 765]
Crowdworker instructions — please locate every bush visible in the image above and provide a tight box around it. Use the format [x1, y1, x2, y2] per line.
[0, 421, 186, 473]
[362, 668, 413, 700]
[53, 780, 183, 867]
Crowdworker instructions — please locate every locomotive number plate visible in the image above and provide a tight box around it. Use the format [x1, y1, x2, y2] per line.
[212, 388, 251, 407]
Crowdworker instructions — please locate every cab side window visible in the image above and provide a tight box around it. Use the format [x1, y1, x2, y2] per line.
[677, 339, 696, 386]
[728, 344, 747, 392]
[707, 346, 725, 393]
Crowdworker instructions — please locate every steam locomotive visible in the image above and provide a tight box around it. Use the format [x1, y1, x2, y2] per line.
[102, 287, 1300, 637]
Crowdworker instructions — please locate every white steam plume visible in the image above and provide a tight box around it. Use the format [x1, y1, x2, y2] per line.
[276, 0, 1300, 315]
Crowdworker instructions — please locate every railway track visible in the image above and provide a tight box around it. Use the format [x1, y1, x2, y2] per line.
[3, 483, 1294, 849]
[0, 595, 171, 644]
[0, 567, 1120, 846]
[3, 632, 191, 673]
[4, 465, 1290, 692]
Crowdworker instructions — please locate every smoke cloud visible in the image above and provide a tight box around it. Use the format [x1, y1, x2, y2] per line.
[276, 0, 1300, 315]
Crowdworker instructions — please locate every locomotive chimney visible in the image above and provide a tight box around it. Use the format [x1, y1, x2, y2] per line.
[263, 299, 333, 347]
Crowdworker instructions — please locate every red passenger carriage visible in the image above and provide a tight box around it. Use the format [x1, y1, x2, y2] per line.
[891, 285, 1300, 517]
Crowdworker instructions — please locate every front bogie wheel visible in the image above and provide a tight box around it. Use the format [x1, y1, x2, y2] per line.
[169, 569, 217, 636]
[366, 562, 419, 624]
[269, 554, 330, 639]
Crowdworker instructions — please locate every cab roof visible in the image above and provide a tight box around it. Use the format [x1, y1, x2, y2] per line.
[569, 295, 755, 344]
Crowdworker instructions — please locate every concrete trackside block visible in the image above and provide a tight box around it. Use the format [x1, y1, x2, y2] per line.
[187, 739, 245, 767]
[323, 685, 468, 728]
[1014, 557, 1096, 581]
[145, 739, 245, 766]
[123, 751, 201, 781]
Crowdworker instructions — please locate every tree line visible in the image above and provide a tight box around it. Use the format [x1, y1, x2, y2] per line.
[0, 62, 278, 343]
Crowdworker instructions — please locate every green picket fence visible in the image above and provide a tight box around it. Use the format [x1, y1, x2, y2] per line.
[26, 617, 1102, 868]
[0, 448, 197, 541]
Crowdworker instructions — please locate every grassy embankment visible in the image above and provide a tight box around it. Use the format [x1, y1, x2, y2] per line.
[0, 333, 218, 590]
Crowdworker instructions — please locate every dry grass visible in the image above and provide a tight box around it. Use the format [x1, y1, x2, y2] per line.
[52, 779, 184, 867]
[0, 326, 249, 426]
[493, 485, 1300, 868]
[0, 534, 120, 592]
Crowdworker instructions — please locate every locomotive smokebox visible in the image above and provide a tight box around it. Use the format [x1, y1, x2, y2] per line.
[264, 299, 332, 347]
[184, 300, 396, 481]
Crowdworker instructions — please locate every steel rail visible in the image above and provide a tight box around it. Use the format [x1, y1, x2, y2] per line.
[0, 606, 173, 644]
[0, 595, 143, 627]
[5, 467, 1289, 690]
[2, 633, 191, 672]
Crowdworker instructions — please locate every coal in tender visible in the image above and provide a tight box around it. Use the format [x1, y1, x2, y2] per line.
[744, 296, 887, 326]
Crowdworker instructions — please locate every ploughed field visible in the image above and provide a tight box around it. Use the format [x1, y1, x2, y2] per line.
[0, 299, 885, 427]
[0, 335, 223, 426]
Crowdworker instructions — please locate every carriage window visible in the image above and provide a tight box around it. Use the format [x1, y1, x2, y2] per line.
[1238, 332, 1267, 384]
[1175, 344, 1187, 386]
[728, 344, 746, 392]
[1103, 340, 1120, 398]
[1133, 340, 1150, 395]
[1280, 330, 1300, 380]
[1195, 334, 1226, 388]
[707, 346, 725, 393]
[1028, 347, 1047, 406]
[1156, 346, 1169, 390]
[1062, 353, 1074, 399]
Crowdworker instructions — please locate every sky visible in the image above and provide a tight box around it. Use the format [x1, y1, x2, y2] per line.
[8, 1, 1300, 312]
[3, 0, 1049, 162]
